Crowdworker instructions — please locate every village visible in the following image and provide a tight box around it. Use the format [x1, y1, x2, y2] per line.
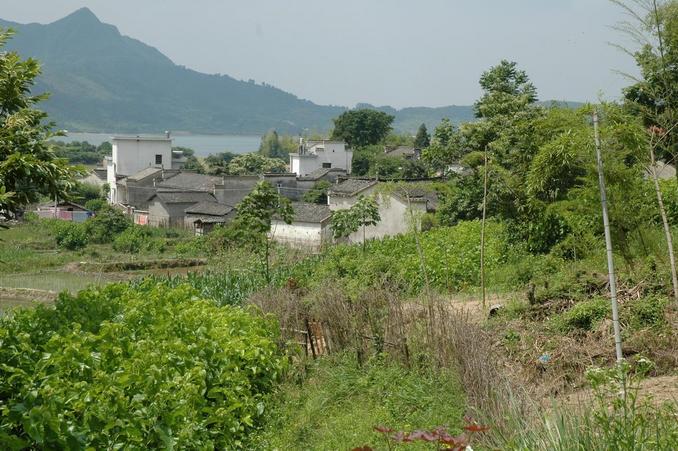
[40, 133, 438, 250]
[2, 2, 678, 449]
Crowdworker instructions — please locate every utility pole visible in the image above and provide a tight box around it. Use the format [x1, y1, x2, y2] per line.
[593, 109, 623, 363]
[480, 147, 488, 309]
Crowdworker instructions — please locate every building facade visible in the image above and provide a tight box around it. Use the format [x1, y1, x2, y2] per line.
[289, 140, 352, 177]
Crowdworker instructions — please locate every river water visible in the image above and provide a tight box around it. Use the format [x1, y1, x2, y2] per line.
[56, 132, 262, 157]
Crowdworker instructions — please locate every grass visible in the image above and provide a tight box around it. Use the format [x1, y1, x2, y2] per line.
[249, 353, 466, 450]
[0, 220, 197, 273]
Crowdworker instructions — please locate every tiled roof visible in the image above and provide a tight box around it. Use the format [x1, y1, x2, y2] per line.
[150, 190, 216, 204]
[385, 146, 416, 157]
[157, 172, 223, 191]
[297, 167, 347, 181]
[127, 167, 163, 182]
[328, 179, 377, 196]
[184, 201, 234, 216]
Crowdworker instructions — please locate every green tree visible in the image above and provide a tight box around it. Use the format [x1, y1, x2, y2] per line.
[182, 155, 205, 173]
[303, 180, 331, 204]
[331, 195, 381, 252]
[205, 151, 238, 174]
[0, 28, 80, 218]
[413, 123, 430, 148]
[227, 153, 287, 175]
[475, 59, 537, 119]
[235, 181, 293, 281]
[330, 109, 394, 147]
[422, 118, 461, 173]
[258, 130, 289, 160]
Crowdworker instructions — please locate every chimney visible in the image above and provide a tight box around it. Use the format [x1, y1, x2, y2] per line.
[153, 177, 156, 187]
[165, 130, 171, 139]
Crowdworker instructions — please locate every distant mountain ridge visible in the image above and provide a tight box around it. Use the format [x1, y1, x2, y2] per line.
[0, 8, 578, 135]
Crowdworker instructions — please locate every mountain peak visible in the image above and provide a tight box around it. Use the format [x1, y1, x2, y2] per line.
[57, 7, 101, 25]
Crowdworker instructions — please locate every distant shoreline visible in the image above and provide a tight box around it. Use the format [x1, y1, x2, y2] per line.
[54, 132, 263, 156]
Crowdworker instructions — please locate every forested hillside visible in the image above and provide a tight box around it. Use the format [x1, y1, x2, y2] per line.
[0, 8, 480, 134]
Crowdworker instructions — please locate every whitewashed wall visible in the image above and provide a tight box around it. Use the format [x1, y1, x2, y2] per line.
[113, 138, 172, 176]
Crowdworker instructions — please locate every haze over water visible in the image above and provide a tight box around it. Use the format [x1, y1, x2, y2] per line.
[58, 132, 262, 156]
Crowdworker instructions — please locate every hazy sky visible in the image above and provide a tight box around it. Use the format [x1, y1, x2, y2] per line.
[0, 0, 640, 108]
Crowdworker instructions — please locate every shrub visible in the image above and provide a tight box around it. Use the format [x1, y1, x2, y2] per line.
[112, 225, 152, 253]
[54, 221, 88, 250]
[0, 282, 285, 449]
[553, 297, 610, 332]
[626, 295, 668, 330]
[84, 198, 106, 212]
[84, 205, 131, 243]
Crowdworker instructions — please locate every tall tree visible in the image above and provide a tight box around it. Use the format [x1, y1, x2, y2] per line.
[413, 123, 431, 148]
[616, 0, 678, 169]
[0, 28, 80, 218]
[330, 109, 394, 148]
[235, 181, 293, 281]
[258, 130, 288, 160]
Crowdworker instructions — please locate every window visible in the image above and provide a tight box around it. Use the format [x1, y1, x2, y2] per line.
[155, 154, 163, 165]
[322, 162, 332, 168]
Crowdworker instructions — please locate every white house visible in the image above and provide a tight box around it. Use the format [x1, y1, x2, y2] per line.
[289, 139, 352, 177]
[271, 202, 332, 251]
[106, 134, 174, 204]
[328, 179, 430, 244]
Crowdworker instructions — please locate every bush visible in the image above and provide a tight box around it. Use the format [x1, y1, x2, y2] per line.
[112, 225, 152, 253]
[54, 221, 88, 250]
[84, 198, 106, 213]
[626, 295, 668, 330]
[553, 297, 610, 332]
[84, 205, 131, 243]
[0, 282, 285, 449]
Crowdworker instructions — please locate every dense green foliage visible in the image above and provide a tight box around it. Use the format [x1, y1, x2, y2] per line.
[257, 130, 297, 160]
[331, 109, 395, 147]
[0, 28, 80, 218]
[414, 123, 430, 148]
[297, 220, 508, 294]
[51, 140, 110, 165]
[302, 180, 331, 204]
[0, 282, 285, 449]
[225, 153, 287, 175]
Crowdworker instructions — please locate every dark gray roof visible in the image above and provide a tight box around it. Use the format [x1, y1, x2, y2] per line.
[297, 167, 347, 181]
[157, 172, 223, 191]
[192, 216, 229, 224]
[127, 167, 163, 182]
[185, 201, 234, 216]
[275, 202, 331, 223]
[385, 146, 417, 157]
[149, 191, 216, 204]
[329, 179, 377, 196]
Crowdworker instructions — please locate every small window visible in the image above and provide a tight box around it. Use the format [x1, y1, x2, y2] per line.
[322, 162, 332, 168]
[155, 154, 163, 165]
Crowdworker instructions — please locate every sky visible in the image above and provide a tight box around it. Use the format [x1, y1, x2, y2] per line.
[0, 0, 640, 109]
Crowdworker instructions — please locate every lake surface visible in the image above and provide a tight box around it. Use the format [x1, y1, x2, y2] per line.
[57, 132, 262, 157]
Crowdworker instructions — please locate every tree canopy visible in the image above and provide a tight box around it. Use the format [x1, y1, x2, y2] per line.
[0, 28, 80, 218]
[414, 123, 431, 149]
[330, 109, 394, 148]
